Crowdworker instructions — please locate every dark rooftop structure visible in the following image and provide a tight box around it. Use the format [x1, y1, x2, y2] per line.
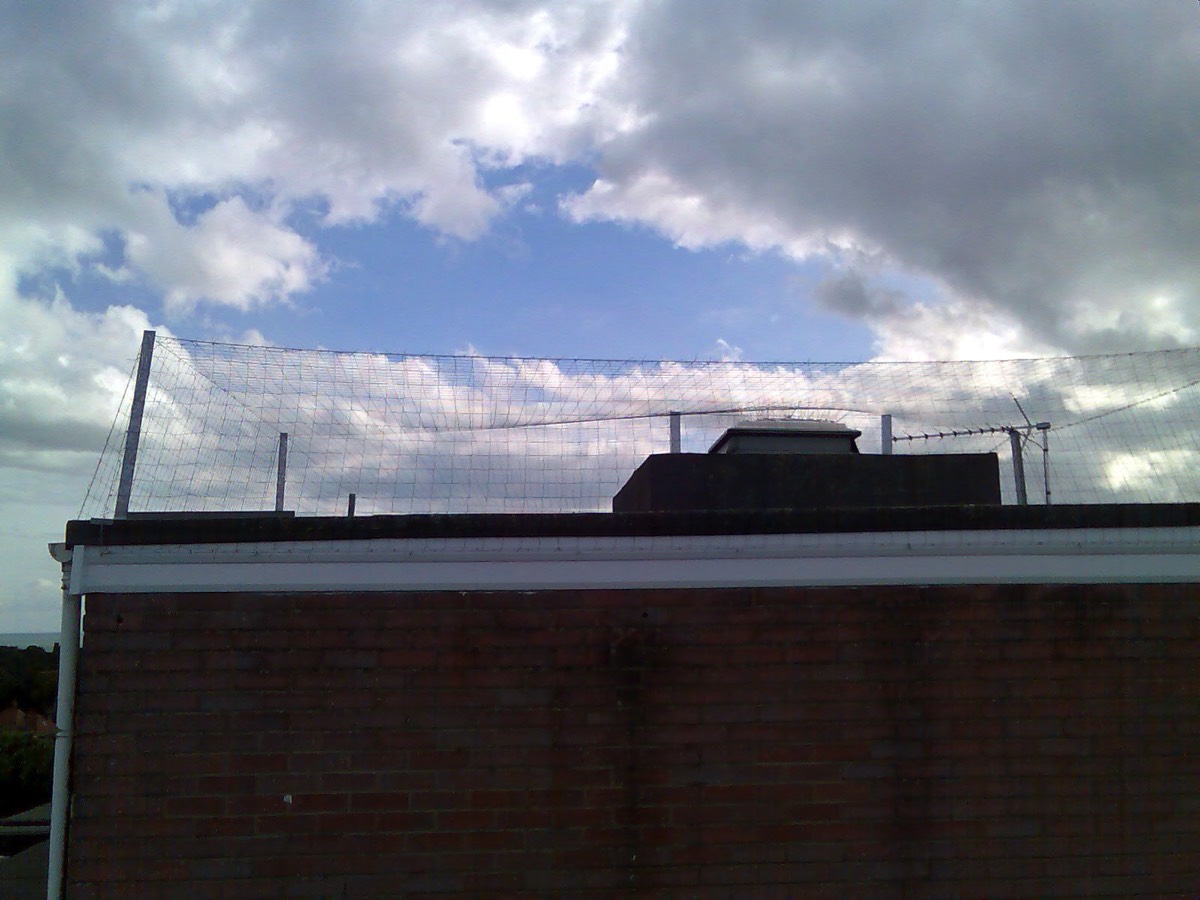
[615, 418, 1001, 513]
[613, 453, 1002, 514]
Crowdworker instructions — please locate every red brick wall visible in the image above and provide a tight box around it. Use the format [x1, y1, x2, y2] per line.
[68, 584, 1199, 898]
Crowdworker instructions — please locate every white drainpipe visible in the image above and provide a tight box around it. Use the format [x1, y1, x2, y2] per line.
[46, 543, 81, 900]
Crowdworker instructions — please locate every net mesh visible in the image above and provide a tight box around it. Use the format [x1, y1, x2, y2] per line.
[80, 336, 1200, 518]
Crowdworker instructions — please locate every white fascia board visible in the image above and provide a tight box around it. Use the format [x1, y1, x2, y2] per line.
[71, 527, 1200, 594]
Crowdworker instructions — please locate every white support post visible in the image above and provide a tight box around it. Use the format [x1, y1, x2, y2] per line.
[881, 414, 893, 455]
[669, 412, 681, 454]
[1038, 423, 1052, 505]
[1009, 429, 1028, 506]
[46, 544, 81, 900]
[275, 433, 288, 513]
[114, 330, 156, 519]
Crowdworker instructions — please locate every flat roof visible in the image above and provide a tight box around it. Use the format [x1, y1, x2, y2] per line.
[718, 418, 861, 435]
[65, 503, 1200, 548]
[708, 418, 862, 453]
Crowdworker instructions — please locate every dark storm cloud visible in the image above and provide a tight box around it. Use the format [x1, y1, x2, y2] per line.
[571, 0, 1200, 353]
[813, 270, 903, 318]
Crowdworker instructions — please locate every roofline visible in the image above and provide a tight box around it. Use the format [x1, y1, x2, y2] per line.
[66, 523, 1200, 594]
[65, 503, 1200, 547]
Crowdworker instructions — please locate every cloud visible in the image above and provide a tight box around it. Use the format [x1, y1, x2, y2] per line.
[5, 1, 1197, 350]
[566, 1, 1200, 356]
[0, 291, 153, 463]
[0, 286, 158, 631]
[809, 269, 1063, 361]
[813, 271, 901, 320]
[1, 1, 630, 311]
[124, 194, 324, 312]
[714, 339, 743, 362]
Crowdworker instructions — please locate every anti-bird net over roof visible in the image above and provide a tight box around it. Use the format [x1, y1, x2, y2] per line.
[80, 335, 1200, 518]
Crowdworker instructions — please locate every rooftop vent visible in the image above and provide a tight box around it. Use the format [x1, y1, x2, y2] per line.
[708, 418, 861, 455]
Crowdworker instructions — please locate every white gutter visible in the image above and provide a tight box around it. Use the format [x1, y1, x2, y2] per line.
[46, 543, 81, 900]
[69, 526, 1200, 594]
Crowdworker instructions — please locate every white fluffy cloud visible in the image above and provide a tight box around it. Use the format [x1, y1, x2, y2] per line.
[0, 290, 151, 468]
[4, 2, 1197, 345]
[1, 1, 630, 313]
[124, 195, 323, 312]
[0, 287, 156, 631]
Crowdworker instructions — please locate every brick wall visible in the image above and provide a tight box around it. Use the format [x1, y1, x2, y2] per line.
[68, 584, 1199, 898]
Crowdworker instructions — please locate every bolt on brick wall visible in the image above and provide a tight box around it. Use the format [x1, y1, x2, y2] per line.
[67, 584, 1199, 899]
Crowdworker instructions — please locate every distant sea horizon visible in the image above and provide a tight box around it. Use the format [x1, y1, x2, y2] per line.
[0, 632, 60, 650]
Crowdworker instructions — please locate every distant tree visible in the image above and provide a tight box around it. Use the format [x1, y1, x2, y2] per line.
[0, 730, 54, 817]
[0, 646, 58, 816]
[0, 646, 58, 717]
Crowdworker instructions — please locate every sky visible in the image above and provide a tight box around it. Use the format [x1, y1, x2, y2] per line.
[2, 0, 1199, 632]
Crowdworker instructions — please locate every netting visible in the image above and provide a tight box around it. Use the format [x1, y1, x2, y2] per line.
[80, 336, 1200, 518]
